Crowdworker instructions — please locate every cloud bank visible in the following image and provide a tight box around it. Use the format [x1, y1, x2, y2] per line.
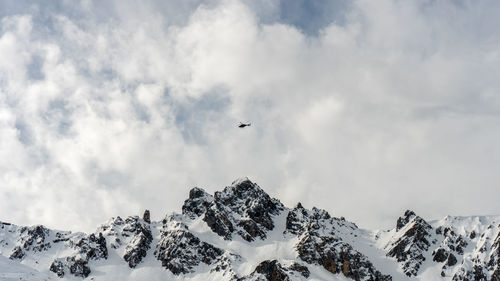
[1, 0, 499, 232]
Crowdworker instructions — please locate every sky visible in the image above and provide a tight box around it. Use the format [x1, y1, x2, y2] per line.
[0, 0, 499, 233]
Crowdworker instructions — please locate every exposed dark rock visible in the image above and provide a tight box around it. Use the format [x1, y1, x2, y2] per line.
[487, 230, 500, 280]
[9, 246, 24, 259]
[123, 234, 152, 268]
[9, 225, 51, 259]
[387, 211, 433, 276]
[237, 219, 266, 242]
[50, 260, 65, 277]
[204, 208, 234, 239]
[453, 265, 487, 281]
[451, 227, 499, 281]
[433, 248, 447, 263]
[428, 224, 470, 278]
[432, 244, 460, 267]
[122, 217, 153, 268]
[155, 220, 224, 274]
[53, 232, 70, 243]
[68, 257, 91, 278]
[50, 257, 91, 278]
[181, 179, 285, 242]
[209, 254, 240, 279]
[321, 255, 338, 274]
[435, 226, 468, 255]
[49, 232, 108, 278]
[241, 260, 310, 281]
[396, 210, 416, 231]
[447, 253, 457, 266]
[492, 271, 500, 281]
[75, 232, 108, 260]
[253, 260, 290, 281]
[288, 262, 310, 278]
[286, 205, 391, 281]
[182, 187, 214, 219]
[285, 203, 309, 235]
[143, 210, 151, 224]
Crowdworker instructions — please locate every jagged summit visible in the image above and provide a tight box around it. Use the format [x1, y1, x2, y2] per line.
[230, 176, 253, 186]
[385, 210, 435, 277]
[182, 178, 285, 242]
[1, 178, 499, 281]
[378, 210, 500, 280]
[396, 210, 417, 231]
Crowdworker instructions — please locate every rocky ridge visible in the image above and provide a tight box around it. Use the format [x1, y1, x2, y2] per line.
[0, 178, 499, 281]
[378, 211, 500, 280]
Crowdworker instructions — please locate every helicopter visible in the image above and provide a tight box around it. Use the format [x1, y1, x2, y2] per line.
[238, 122, 251, 128]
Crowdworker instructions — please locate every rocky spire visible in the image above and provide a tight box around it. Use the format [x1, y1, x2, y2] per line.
[143, 210, 151, 224]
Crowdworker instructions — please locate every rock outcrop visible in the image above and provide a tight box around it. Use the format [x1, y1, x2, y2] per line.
[241, 260, 310, 281]
[385, 210, 435, 276]
[383, 212, 500, 280]
[9, 225, 51, 260]
[182, 178, 285, 241]
[286, 204, 392, 281]
[154, 216, 225, 274]
[451, 223, 500, 281]
[49, 232, 108, 278]
[122, 216, 153, 268]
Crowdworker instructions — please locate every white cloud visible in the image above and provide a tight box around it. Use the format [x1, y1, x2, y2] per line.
[0, 0, 499, 232]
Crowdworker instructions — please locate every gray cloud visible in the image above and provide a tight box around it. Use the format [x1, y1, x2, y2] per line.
[0, 0, 499, 232]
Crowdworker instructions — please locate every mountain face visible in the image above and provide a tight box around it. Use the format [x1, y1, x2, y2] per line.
[0, 178, 498, 281]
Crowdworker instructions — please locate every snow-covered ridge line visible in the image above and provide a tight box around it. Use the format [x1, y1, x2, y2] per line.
[1, 178, 499, 281]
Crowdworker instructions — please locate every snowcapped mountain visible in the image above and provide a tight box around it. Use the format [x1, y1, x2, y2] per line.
[1, 178, 498, 281]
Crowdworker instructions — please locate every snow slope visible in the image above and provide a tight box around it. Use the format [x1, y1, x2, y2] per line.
[1, 178, 498, 281]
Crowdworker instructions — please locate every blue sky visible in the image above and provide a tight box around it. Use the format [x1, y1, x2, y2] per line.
[1, 0, 499, 232]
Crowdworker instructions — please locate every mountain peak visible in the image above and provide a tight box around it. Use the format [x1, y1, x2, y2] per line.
[182, 187, 214, 219]
[396, 209, 418, 231]
[217, 178, 266, 201]
[387, 210, 436, 276]
[188, 186, 211, 200]
[231, 176, 251, 186]
[181, 178, 285, 242]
